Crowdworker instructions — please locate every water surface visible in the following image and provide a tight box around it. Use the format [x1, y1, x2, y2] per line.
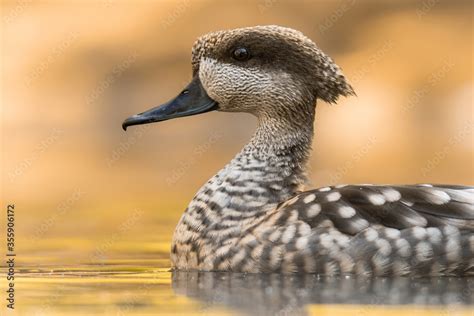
[5, 250, 473, 315]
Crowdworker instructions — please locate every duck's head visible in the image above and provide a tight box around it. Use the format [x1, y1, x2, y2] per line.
[123, 25, 354, 130]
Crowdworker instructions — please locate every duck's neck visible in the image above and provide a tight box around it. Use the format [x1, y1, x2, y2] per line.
[187, 106, 315, 221]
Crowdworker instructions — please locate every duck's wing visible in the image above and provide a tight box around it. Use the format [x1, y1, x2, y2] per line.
[283, 184, 474, 235]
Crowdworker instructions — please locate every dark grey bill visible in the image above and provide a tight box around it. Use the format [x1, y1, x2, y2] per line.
[122, 76, 218, 131]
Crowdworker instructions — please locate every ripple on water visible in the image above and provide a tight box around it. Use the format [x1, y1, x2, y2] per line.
[7, 259, 473, 316]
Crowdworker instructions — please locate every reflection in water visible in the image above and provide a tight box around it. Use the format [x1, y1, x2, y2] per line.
[7, 263, 474, 315]
[173, 271, 474, 315]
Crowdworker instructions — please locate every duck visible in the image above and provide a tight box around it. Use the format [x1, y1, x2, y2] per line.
[123, 25, 473, 276]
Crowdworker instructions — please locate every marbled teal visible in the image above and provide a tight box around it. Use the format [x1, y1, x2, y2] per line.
[123, 25, 473, 276]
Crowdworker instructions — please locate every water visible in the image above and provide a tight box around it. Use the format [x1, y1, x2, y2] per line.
[5, 252, 473, 315]
[173, 272, 474, 315]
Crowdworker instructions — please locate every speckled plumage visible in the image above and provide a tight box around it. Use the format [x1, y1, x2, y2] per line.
[165, 26, 474, 276]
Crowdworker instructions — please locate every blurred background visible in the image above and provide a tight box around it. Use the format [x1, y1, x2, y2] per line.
[1, 0, 473, 266]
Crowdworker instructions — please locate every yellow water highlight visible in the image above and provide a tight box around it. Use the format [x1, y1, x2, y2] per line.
[8, 268, 233, 316]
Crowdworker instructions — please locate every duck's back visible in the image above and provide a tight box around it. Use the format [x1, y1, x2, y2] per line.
[240, 184, 473, 276]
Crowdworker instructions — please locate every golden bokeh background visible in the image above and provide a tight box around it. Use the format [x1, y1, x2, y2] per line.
[1, 0, 473, 265]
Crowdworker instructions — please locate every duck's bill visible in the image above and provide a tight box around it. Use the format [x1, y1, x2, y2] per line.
[122, 76, 218, 131]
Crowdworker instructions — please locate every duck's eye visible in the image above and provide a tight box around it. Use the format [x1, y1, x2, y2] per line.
[232, 47, 250, 61]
